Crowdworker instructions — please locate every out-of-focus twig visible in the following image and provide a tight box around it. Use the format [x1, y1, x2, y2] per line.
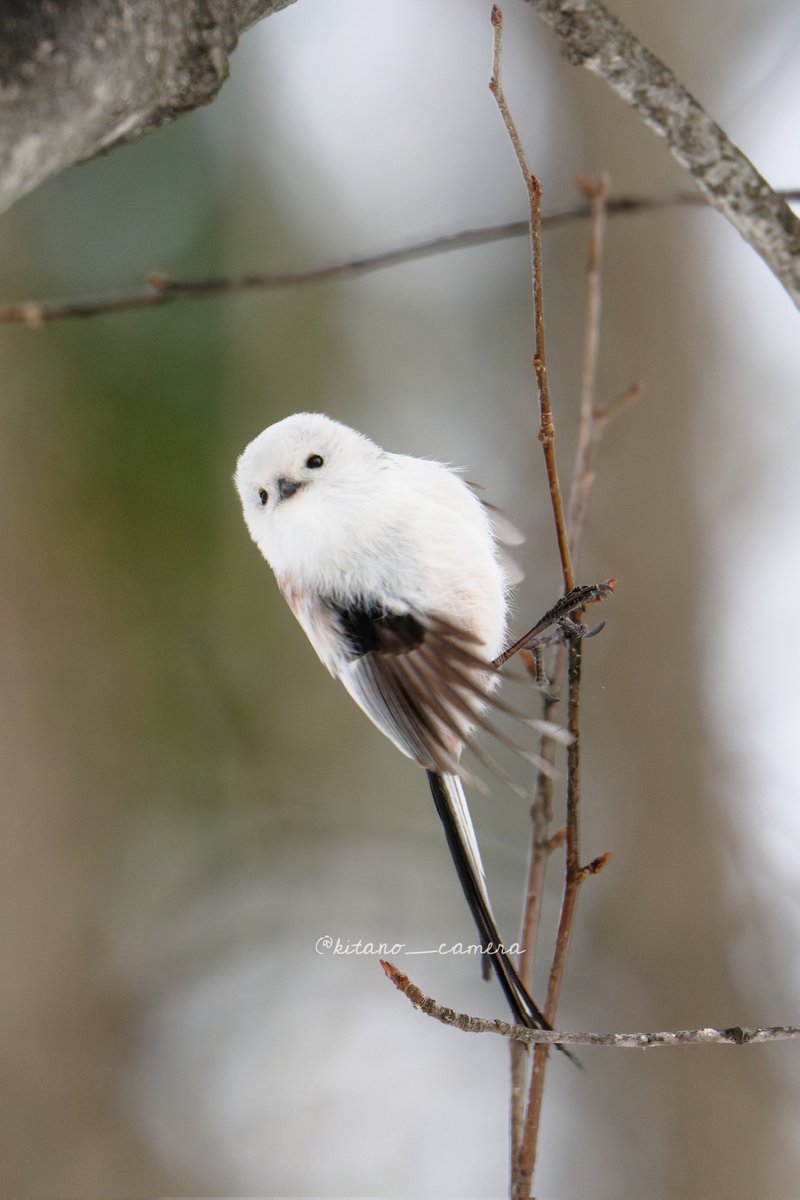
[522, 0, 800, 311]
[568, 174, 609, 565]
[1, 191, 798, 328]
[380, 960, 800, 1049]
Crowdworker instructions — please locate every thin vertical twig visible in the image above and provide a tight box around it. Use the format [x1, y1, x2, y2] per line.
[519, 174, 607, 1072]
[519, 636, 585, 1182]
[517, 725, 560, 993]
[516, 177, 618, 1196]
[564, 176, 643, 559]
[491, 14, 577, 1191]
[509, 1038, 527, 1177]
[489, 4, 574, 595]
[490, 8, 589, 1195]
[569, 174, 608, 565]
[491, 12, 624, 1193]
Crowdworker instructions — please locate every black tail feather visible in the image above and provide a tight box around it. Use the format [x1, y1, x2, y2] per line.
[427, 770, 578, 1065]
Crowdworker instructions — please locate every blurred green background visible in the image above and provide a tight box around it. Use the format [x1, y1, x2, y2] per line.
[2, 0, 800, 1194]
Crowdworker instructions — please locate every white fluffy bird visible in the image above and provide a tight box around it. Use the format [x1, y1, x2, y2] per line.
[235, 412, 550, 1031]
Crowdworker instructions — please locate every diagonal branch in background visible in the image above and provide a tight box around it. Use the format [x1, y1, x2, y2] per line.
[1, 189, 798, 328]
[522, 0, 800, 311]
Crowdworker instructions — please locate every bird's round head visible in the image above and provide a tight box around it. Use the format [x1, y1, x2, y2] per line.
[234, 412, 384, 575]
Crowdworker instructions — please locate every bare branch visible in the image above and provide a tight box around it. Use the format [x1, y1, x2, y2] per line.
[522, 0, 800, 310]
[381, 961, 800, 1050]
[568, 175, 610, 566]
[490, 11, 598, 1187]
[2, 190, 797, 328]
[489, 4, 573, 594]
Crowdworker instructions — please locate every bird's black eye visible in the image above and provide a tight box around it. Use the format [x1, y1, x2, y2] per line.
[305, 454, 324, 469]
[258, 488, 268, 506]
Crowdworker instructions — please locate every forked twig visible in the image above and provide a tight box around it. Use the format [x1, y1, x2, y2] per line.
[516, 172, 628, 1198]
[489, 12, 634, 1193]
[490, 10, 598, 1192]
[512, 178, 613, 1163]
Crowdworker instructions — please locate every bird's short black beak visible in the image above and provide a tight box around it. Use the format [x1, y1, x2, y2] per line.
[277, 477, 302, 501]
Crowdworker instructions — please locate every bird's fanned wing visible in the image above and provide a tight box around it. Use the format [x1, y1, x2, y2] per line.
[323, 597, 573, 1052]
[324, 598, 525, 779]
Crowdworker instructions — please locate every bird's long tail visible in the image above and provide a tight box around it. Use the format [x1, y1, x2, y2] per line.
[426, 770, 551, 1031]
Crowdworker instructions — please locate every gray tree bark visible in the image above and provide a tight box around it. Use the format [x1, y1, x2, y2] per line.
[521, 0, 800, 310]
[0, 0, 296, 216]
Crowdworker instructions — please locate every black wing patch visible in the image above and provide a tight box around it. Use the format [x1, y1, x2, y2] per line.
[326, 600, 425, 658]
[323, 598, 529, 781]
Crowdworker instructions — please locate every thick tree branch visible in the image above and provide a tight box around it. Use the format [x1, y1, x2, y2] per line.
[522, 0, 800, 311]
[0, 0, 295, 216]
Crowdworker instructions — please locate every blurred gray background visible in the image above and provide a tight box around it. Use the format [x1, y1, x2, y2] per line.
[2, 0, 800, 1194]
